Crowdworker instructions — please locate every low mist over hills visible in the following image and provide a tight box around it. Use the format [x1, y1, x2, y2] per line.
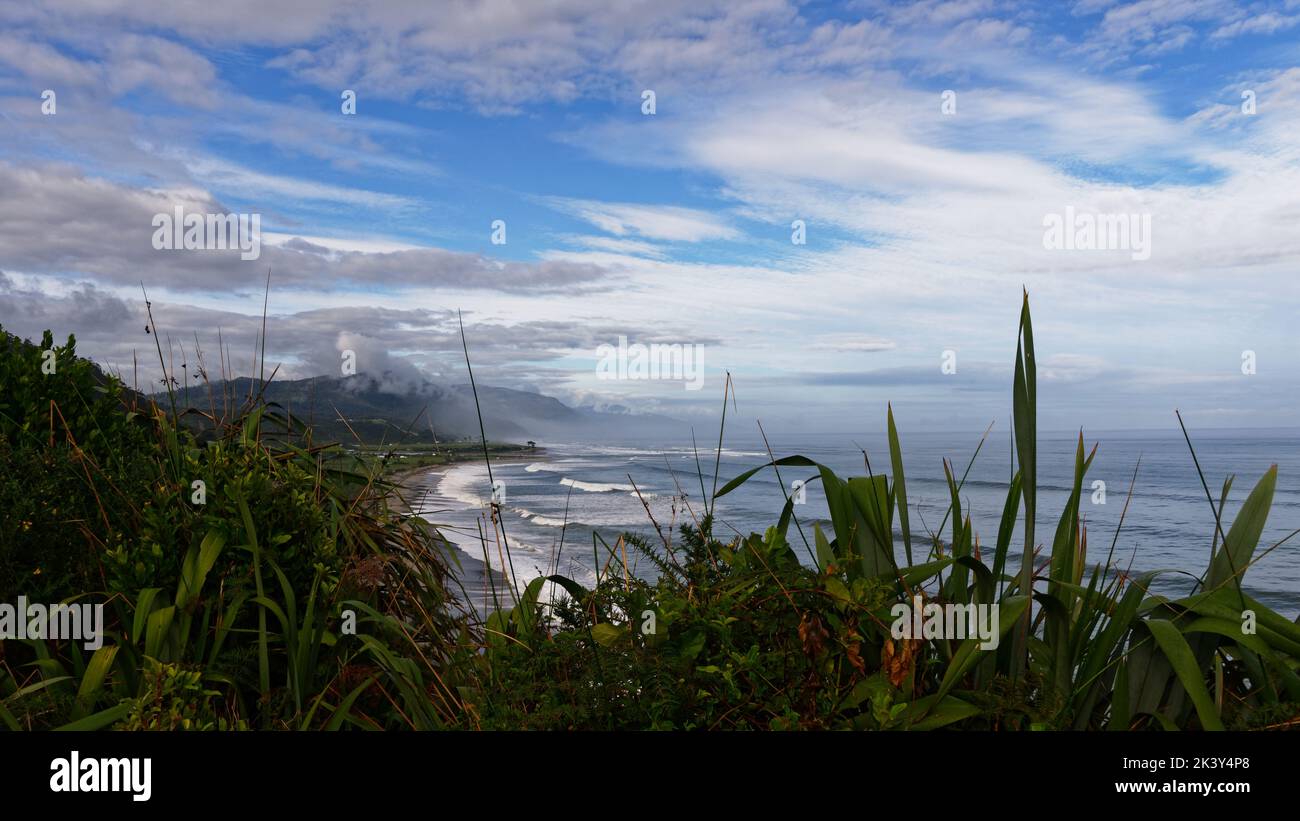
[190, 375, 684, 444]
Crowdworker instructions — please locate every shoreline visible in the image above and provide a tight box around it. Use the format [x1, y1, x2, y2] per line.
[393, 453, 548, 618]
[383, 446, 542, 486]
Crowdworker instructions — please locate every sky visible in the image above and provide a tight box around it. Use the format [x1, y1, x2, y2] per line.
[1, 0, 1299, 436]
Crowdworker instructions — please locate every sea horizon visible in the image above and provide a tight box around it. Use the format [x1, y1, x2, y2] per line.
[404, 427, 1300, 620]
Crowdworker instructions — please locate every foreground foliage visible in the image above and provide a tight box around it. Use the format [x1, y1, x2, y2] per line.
[468, 294, 1300, 730]
[0, 324, 472, 730]
[2, 293, 1298, 731]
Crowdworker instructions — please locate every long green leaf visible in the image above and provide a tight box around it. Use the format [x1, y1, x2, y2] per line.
[887, 404, 912, 565]
[54, 702, 130, 731]
[1207, 465, 1276, 593]
[1144, 619, 1224, 731]
[72, 646, 119, 720]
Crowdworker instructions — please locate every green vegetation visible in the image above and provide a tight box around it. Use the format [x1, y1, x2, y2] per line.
[0, 322, 472, 729]
[348, 441, 536, 479]
[2, 293, 1297, 731]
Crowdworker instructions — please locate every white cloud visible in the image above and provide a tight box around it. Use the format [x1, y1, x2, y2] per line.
[1209, 11, 1300, 39]
[180, 156, 416, 211]
[561, 235, 668, 258]
[544, 197, 740, 242]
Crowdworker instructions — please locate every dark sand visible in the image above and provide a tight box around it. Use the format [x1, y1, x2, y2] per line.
[395, 462, 526, 619]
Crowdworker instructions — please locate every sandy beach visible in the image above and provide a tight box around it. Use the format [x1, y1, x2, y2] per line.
[394, 456, 546, 619]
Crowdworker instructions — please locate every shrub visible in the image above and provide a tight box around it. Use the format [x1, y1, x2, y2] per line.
[0, 328, 156, 600]
[460, 294, 1300, 731]
[0, 325, 471, 731]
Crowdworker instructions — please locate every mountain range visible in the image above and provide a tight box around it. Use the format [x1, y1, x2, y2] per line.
[185, 375, 684, 444]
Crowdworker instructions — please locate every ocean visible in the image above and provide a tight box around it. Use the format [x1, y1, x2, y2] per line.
[403, 428, 1300, 619]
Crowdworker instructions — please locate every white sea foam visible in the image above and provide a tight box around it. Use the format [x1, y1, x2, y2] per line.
[437, 463, 493, 507]
[426, 470, 605, 589]
[509, 507, 568, 528]
[524, 462, 570, 473]
[560, 478, 635, 493]
[431, 503, 598, 599]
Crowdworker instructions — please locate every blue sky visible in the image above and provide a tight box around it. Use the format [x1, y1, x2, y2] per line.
[2, 0, 1299, 435]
